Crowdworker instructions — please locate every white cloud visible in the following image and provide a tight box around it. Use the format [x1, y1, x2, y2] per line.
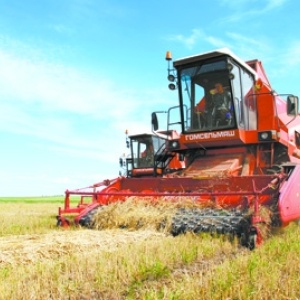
[220, 0, 288, 10]
[219, 0, 289, 22]
[0, 49, 135, 117]
[204, 36, 228, 49]
[224, 32, 271, 59]
[0, 41, 160, 131]
[167, 29, 204, 49]
[285, 42, 300, 66]
[166, 29, 231, 51]
[265, 0, 288, 10]
[0, 37, 171, 188]
[48, 24, 74, 35]
[166, 28, 269, 56]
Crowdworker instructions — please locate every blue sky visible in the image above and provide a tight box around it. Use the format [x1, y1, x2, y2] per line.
[0, 0, 299, 196]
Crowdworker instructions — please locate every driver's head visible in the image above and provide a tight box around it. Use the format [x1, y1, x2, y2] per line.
[214, 83, 224, 93]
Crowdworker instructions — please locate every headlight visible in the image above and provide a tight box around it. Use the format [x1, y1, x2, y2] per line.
[169, 141, 180, 149]
[258, 131, 274, 141]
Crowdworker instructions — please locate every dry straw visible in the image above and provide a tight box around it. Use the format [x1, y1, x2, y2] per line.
[92, 196, 212, 232]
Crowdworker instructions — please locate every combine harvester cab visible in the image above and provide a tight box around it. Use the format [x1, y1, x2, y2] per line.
[58, 48, 300, 249]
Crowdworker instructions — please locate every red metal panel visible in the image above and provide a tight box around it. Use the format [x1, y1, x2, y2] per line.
[278, 165, 300, 225]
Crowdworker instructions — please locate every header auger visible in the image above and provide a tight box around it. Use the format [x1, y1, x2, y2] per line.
[57, 48, 300, 250]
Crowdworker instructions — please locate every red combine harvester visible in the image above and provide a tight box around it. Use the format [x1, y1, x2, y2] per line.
[57, 48, 300, 249]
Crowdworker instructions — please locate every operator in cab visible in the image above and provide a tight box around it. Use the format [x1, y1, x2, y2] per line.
[140, 143, 154, 167]
[195, 82, 233, 128]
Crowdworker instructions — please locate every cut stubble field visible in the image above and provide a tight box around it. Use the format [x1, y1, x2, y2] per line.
[0, 197, 300, 300]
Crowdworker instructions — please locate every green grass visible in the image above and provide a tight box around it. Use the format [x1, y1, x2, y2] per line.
[0, 196, 65, 203]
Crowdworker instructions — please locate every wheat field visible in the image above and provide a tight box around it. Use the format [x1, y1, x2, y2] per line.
[0, 197, 300, 299]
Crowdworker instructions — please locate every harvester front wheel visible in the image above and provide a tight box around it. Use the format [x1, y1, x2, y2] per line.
[56, 216, 70, 227]
[248, 234, 257, 250]
[239, 225, 258, 250]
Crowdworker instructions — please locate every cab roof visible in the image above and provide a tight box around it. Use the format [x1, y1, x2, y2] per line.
[173, 48, 257, 78]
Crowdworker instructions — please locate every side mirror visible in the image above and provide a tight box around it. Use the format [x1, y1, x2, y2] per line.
[287, 95, 299, 116]
[151, 112, 159, 131]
